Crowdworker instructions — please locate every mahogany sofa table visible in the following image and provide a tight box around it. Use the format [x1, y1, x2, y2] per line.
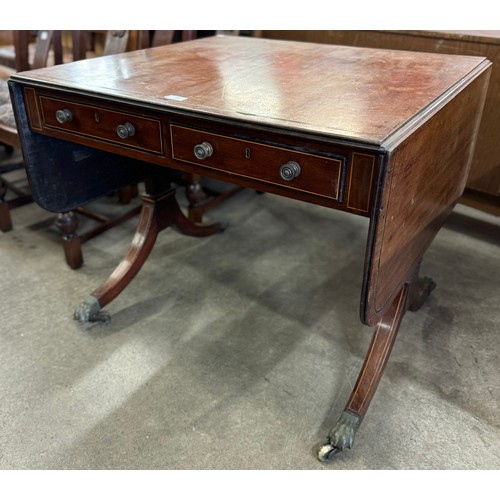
[9, 36, 491, 461]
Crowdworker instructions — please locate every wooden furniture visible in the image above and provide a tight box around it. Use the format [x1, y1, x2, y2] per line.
[0, 31, 64, 72]
[137, 30, 253, 224]
[263, 30, 500, 216]
[71, 30, 131, 61]
[0, 30, 61, 231]
[53, 30, 144, 270]
[9, 36, 491, 461]
[1, 30, 142, 266]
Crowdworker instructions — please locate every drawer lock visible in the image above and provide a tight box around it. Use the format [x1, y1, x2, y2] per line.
[279, 161, 301, 181]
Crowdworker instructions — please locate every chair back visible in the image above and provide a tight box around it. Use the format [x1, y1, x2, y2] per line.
[103, 31, 130, 56]
[137, 30, 197, 49]
[30, 30, 62, 69]
[72, 30, 132, 61]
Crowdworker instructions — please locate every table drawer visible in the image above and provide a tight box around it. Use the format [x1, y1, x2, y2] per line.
[38, 95, 164, 154]
[170, 125, 346, 201]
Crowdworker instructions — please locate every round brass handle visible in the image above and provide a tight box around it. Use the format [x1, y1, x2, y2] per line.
[279, 161, 301, 181]
[55, 109, 73, 124]
[193, 142, 214, 160]
[116, 122, 135, 139]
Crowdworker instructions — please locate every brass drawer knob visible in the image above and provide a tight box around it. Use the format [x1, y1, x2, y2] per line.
[55, 108, 73, 124]
[194, 142, 213, 160]
[279, 161, 301, 181]
[116, 122, 135, 139]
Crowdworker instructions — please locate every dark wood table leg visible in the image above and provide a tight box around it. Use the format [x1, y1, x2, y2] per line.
[184, 174, 244, 224]
[317, 263, 436, 462]
[73, 185, 224, 324]
[0, 179, 13, 232]
[0, 170, 33, 232]
[185, 174, 207, 224]
[55, 211, 83, 269]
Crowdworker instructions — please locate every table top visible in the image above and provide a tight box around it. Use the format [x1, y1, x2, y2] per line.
[13, 35, 488, 146]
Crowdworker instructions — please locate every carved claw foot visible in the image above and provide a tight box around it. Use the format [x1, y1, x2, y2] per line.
[317, 411, 361, 462]
[73, 295, 111, 325]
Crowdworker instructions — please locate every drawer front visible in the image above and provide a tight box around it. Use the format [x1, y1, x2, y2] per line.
[170, 125, 345, 201]
[39, 95, 164, 154]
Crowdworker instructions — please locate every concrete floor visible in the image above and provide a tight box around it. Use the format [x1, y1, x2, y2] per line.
[0, 152, 499, 470]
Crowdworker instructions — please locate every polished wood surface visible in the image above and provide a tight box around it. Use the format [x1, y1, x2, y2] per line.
[264, 30, 500, 210]
[9, 36, 491, 460]
[20, 80, 380, 217]
[364, 68, 490, 324]
[170, 124, 345, 201]
[39, 93, 164, 154]
[16, 36, 487, 145]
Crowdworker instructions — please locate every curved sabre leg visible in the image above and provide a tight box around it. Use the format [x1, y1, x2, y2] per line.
[317, 261, 436, 462]
[172, 204, 226, 237]
[74, 188, 222, 324]
[317, 285, 409, 461]
[74, 200, 160, 324]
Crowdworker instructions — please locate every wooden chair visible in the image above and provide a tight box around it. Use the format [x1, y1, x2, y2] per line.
[0, 30, 61, 231]
[0, 30, 64, 72]
[1, 30, 142, 269]
[71, 30, 131, 61]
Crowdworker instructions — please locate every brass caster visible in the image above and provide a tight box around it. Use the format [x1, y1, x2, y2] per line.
[317, 441, 340, 462]
[316, 411, 361, 462]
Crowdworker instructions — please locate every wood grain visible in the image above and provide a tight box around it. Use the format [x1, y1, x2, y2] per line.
[264, 30, 500, 201]
[15, 36, 488, 145]
[363, 66, 491, 325]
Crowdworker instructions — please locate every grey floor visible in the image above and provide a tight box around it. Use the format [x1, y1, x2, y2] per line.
[1, 153, 499, 470]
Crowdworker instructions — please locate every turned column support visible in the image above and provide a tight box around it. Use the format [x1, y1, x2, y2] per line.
[185, 174, 207, 224]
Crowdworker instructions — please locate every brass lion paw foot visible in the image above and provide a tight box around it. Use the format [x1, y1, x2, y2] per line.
[73, 295, 111, 325]
[317, 411, 361, 462]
